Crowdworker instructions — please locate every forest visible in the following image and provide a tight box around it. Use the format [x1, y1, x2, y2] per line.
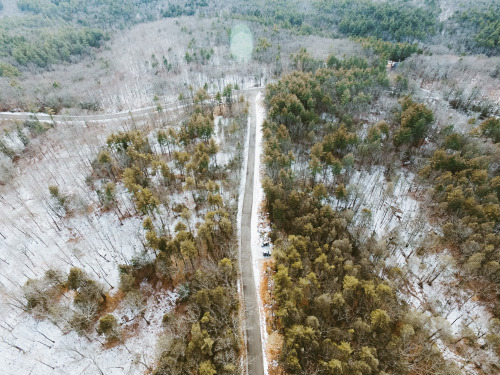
[0, 0, 500, 374]
[257, 40, 500, 371]
[0, 0, 499, 77]
[2, 87, 249, 373]
[260, 54, 450, 373]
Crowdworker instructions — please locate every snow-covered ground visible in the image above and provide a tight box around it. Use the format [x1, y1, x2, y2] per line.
[347, 166, 498, 372]
[0, 118, 173, 374]
[348, 167, 426, 242]
[0, 110, 185, 374]
[0, 92, 250, 373]
[1, 288, 177, 374]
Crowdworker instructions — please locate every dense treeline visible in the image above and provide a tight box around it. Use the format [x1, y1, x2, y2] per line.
[1, 27, 106, 68]
[267, 50, 389, 132]
[231, 0, 439, 42]
[230, 0, 307, 30]
[0, 0, 163, 71]
[232, 0, 500, 56]
[314, 0, 439, 42]
[419, 120, 500, 319]
[449, 6, 500, 55]
[261, 55, 456, 373]
[97, 95, 245, 374]
[357, 38, 422, 62]
[2, 0, 499, 74]
[162, 0, 208, 18]
[16, 0, 159, 28]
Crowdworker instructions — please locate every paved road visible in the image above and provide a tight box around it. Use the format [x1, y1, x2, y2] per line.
[240, 91, 264, 375]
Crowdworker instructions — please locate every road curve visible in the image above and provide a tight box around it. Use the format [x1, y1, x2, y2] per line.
[0, 88, 263, 122]
[241, 91, 265, 375]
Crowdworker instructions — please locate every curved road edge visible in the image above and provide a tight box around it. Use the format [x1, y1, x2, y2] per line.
[0, 88, 263, 123]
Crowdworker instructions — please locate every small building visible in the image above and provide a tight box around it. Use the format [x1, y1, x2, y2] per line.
[387, 60, 399, 70]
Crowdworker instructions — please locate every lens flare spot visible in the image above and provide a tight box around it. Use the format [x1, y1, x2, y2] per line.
[230, 24, 253, 63]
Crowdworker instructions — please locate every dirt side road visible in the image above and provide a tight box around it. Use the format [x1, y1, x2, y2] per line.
[0, 89, 263, 122]
[241, 91, 265, 375]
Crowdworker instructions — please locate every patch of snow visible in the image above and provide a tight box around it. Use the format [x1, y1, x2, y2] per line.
[347, 166, 498, 372]
[0, 289, 177, 375]
[346, 167, 427, 246]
